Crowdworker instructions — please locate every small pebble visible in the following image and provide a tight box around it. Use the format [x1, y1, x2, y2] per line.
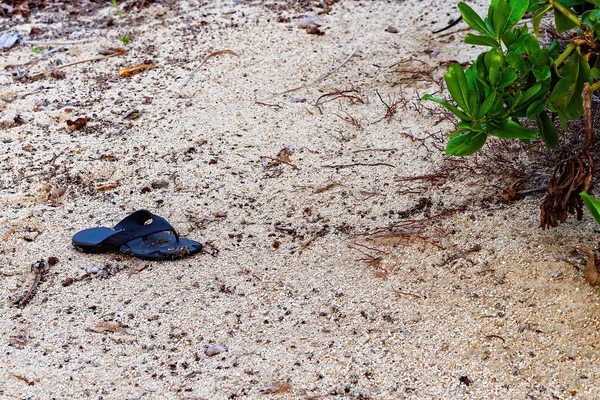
[205, 344, 228, 356]
[151, 180, 169, 189]
[185, 100, 193, 107]
[51, 187, 66, 199]
[306, 24, 324, 35]
[213, 210, 227, 218]
[296, 16, 319, 29]
[385, 26, 398, 33]
[86, 266, 99, 274]
[62, 277, 74, 287]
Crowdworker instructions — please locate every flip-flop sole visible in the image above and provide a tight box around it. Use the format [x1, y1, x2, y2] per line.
[119, 232, 202, 260]
[72, 227, 120, 252]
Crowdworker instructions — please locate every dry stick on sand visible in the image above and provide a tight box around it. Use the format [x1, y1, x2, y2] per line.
[179, 50, 239, 90]
[14, 259, 49, 308]
[271, 47, 359, 97]
[260, 155, 300, 170]
[5, 45, 66, 74]
[322, 162, 395, 168]
[22, 39, 92, 46]
[30, 52, 125, 79]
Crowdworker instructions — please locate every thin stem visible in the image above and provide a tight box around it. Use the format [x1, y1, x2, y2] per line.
[554, 43, 576, 67]
[549, 0, 581, 28]
[590, 80, 600, 93]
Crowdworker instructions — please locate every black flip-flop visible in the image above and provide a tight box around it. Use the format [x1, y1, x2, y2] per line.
[72, 210, 202, 260]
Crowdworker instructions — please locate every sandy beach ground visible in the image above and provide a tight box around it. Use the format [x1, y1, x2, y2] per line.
[2, 0, 600, 398]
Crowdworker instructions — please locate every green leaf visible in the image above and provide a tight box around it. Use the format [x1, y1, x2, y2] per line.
[549, 77, 575, 103]
[554, 6, 579, 33]
[445, 64, 471, 114]
[458, 2, 491, 35]
[591, 68, 600, 79]
[465, 33, 501, 48]
[554, 52, 590, 120]
[506, 51, 527, 71]
[526, 99, 547, 119]
[581, 191, 600, 225]
[476, 91, 497, 119]
[421, 94, 471, 121]
[446, 132, 488, 156]
[536, 110, 558, 148]
[533, 65, 551, 81]
[521, 83, 543, 104]
[491, 0, 511, 39]
[505, 0, 528, 32]
[497, 69, 518, 90]
[488, 119, 538, 139]
[533, 3, 553, 35]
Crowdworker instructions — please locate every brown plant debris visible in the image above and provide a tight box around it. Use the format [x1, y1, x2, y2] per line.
[499, 178, 526, 201]
[262, 382, 293, 394]
[541, 83, 595, 229]
[14, 258, 51, 308]
[315, 89, 364, 113]
[66, 117, 87, 131]
[540, 151, 594, 229]
[179, 50, 239, 89]
[262, 148, 300, 170]
[119, 62, 157, 77]
[87, 322, 128, 334]
[576, 247, 600, 286]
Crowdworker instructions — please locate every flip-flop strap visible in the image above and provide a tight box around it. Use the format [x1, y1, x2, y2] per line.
[101, 210, 179, 248]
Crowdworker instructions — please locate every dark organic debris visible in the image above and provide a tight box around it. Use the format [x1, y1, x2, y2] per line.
[14, 258, 51, 308]
[540, 151, 593, 229]
[66, 117, 88, 132]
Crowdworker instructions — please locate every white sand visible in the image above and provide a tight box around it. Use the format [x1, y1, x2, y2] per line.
[1, 0, 600, 398]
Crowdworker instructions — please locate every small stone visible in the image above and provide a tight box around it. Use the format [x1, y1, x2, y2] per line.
[205, 344, 228, 356]
[86, 266, 99, 274]
[185, 100, 193, 107]
[62, 277, 74, 287]
[151, 180, 169, 189]
[51, 187, 66, 199]
[306, 24, 324, 35]
[213, 210, 227, 218]
[0, 33, 19, 50]
[385, 26, 398, 33]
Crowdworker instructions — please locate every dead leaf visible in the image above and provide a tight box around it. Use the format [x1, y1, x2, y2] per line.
[262, 382, 292, 394]
[87, 322, 128, 334]
[500, 179, 525, 201]
[119, 62, 157, 77]
[9, 373, 35, 386]
[313, 182, 339, 194]
[98, 47, 127, 56]
[2, 228, 15, 241]
[578, 247, 600, 286]
[96, 183, 118, 192]
[66, 117, 87, 132]
[50, 69, 66, 80]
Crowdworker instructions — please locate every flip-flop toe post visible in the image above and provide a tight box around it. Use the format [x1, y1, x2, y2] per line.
[72, 210, 202, 260]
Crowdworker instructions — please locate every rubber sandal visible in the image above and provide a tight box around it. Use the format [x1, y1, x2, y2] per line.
[72, 210, 202, 260]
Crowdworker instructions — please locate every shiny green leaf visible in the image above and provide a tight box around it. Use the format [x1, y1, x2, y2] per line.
[581, 191, 600, 224]
[446, 132, 488, 156]
[488, 119, 538, 139]
[536, 110, 558, 148]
